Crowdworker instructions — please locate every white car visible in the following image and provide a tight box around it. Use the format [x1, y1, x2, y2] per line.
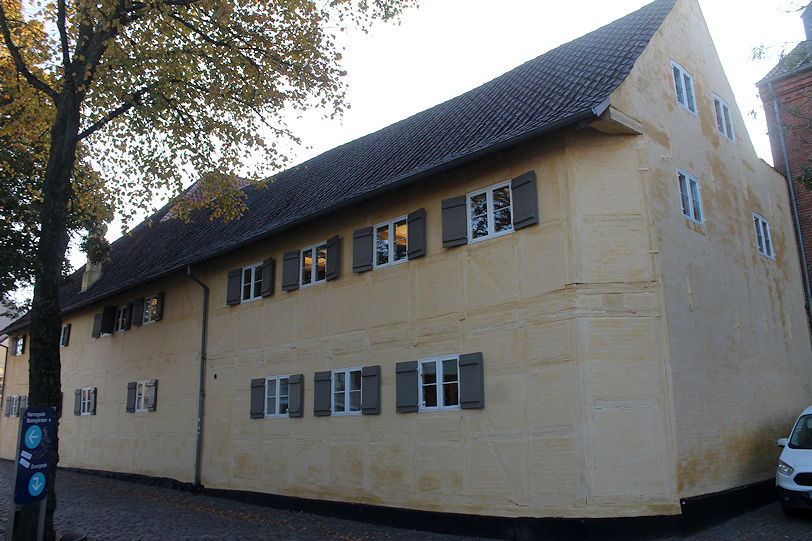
[776, 404, 812, 514]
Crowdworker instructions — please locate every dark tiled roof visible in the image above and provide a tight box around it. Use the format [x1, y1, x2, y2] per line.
[3, 0, 676, 333]
[758, 41, 812, 86]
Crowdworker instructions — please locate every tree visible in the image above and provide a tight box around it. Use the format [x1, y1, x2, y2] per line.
[0, 0, 415, 538]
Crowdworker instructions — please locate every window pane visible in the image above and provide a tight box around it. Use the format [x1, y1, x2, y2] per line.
[253, 268, 262, 298]
[494, 208, 512, 233]
[350, 370, 361, 391]
[279, 378, 289, 414]
[689, 179, 701, 222]
[492, 186, 511, 210]
[422, 362, 437, 407]
[243, 269, 252, 299]
[471, 214, 488, 239]
[714, 99, 724, 132]
[443, 382, 459, 407]
[723, 106, 733, 139]
[673, 66, 684, 104]
[754, 217, 764, 252]
[394, 220, 407, 261]
[302, 249, 312, 284]
[684, 73, 695, 112]
[266, 380, 277, 415]
[349, 389, 361, 411]
[334, 372, 346, 412]
[376, 225, 390, 266]
[316, 245, 327, 282]
[679, 174, 690, 216]
[763, 223, 772, 256]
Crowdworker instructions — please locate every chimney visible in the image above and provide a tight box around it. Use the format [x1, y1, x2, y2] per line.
[804, 3, 812, 40]
[81, 261, 102, 291]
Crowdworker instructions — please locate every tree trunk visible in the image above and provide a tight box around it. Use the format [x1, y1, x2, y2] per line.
[14, 91, 81, 541]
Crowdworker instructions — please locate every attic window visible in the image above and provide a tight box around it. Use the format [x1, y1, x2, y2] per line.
[712, 94, 735, 141]
[671, 62, 696, 114]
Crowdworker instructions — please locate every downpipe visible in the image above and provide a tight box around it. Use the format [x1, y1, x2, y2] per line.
[186, 266, 209, 488]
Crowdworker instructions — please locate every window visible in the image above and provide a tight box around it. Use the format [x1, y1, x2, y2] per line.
[142, 295, 161, 323]
[332, 367, 362, 415]
[80, 387, 94, 415]
[113, 305, 129, 332]
[265, 376, 290, 417]
[712, 94, 735, 141]
[60, 324, 71, 347]
[672, 62, 696, 114]
[301, 242, 327, 287]
[753, 213, 774, 258]
[374, 217, 408, 268]
[12, 335, 24, 356]
[7, 395, 19, 417]
[135, 380, 157, 412]
[242, 263, 263, 302]
[467, 182, 513, 242]
[677, 170, 703, 223]
[419, 356, 460, 411]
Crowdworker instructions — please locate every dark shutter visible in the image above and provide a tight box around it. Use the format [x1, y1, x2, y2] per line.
[459, 352, 485, 409]
[148, 379, 158, 412]
[154, 292, 164, 321]
[61, 324, 71, 347]
[261, 258, 275, 297]
[250, 378, 266, 419]
[361, 365, 381, 415]
[511, 171, 539, 230]
[4, 397, 9, 417]
[282, 250, 300, 291]
[442, 195, 468, 247]
[131, 299, 144, 326]
[396, 361, 419, 413]
[90, 387, 97, 415]
[407, 208, 427, 259]
[100, 305, 116, 334]
[9, 336, 17, 355]
[313, 371, 332, 416]
[226, 269, 242, 305]
[287, 374, 304, 418]
[352, 227, 374, 273]
[20, 396, 27, 414]
[92, 313, 102, 338]
[74, 389, 82, 416]
[126, 382, 137, 413]
[123, 303, 133, 330]
[325, 235, 340, 281]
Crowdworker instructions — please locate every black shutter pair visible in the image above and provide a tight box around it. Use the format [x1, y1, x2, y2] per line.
[442, 171, 539, 247]
[313, 367, 381, 416]
[396, 353, 485, 412]
[249, 374, 304, 418]
[352, 209, 426, 273]
[125, 380, 158, 413]
[61, 324, 71, 347]
[73, 387, 97, 416]
[91, 306, 116, 337]
[282, 235, 340, 291]
[227, 258, 275, 305]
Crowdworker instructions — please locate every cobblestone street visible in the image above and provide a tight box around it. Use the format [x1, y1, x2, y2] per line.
[0, 461, 810, 540]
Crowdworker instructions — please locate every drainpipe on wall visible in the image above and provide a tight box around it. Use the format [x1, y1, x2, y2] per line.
[186, 266, 209, 488]
[768, 82, 812, 328]
[0, 343, 7, 412]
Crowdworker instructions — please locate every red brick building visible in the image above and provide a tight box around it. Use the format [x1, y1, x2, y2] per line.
[758, 5, 812, 318]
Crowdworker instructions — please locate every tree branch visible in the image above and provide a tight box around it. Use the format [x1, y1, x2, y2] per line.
[0, 4, 57, 100]
[78, 84, 157, 140]
[57, 0, 72, 83]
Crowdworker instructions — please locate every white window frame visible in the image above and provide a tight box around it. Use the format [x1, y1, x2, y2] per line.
[113, 305, 129, 333]
[300, 242, 328, 288]
[264, 375, 290, 417]
[241, 262, 263, 303]
[142, 295, 160, 324]
[80, 387, 94, 416]
[677, 169, 703, 224]
[712, 93, 735, 141]
[753, 213, 774, 259]
[373, 216, 409, 269]
[135, 379, 156, 412]
[671, 61, 697, 115]
[60, 324, 70, 347]
[8, 395, 19, 417]
[12, 336, 24, 356]
[418, 355, 461, 412]
[467, 181, 514, 243]
[331, 367, 362, 415]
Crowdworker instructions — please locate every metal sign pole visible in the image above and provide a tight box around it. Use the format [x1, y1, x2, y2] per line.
[5, 414, 24, 541]
[36, 498, 46, 541]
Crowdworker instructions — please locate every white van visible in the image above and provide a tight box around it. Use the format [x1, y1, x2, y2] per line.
[776, 404, 812, 514]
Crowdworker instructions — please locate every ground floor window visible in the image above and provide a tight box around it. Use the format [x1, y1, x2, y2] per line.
[265, 376, 290, 416]
[419, 356, 460, 410]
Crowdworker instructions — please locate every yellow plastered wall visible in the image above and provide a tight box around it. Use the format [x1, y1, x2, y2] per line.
[0, 336, 29, 457]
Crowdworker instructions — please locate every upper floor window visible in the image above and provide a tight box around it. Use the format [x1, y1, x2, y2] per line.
[374, 217, 408, 268]
[142, 295, 161, 323]
[60, 324, 71, 347]
[713, 94, 735, 141]
[672, 61, 696, 114]
[753, 213, 774, 259]
[114, 305, 130, 332]
[468, 181, 513, 242]
[11, 335, 25, 356]
[135, 379, 157, 412]
[265, 375, 290, 417]
[301, 242, 327, 287]
[419, 356, 460, 411]
[677, 170, 703, 223]
[242, 262, 263, 302]
[80, 387, 96, 415]
[332, 367, 362, 415]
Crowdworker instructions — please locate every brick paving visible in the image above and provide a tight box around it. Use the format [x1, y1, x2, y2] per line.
[0, 460, 809, 540]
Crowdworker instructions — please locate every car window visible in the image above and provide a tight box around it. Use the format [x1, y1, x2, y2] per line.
[789, 414, 812, 450]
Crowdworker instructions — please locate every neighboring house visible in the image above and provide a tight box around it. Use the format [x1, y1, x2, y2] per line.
[757, 4, 812, 313]
[3, 0, 811, 525]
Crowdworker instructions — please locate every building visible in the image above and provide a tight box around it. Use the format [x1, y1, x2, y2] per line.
[757, 4, 812, 314]
[3, 0, 811, 528]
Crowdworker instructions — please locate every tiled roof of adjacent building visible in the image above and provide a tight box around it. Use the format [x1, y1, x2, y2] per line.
[758, 41, 812, 86]
[3, 0, 677, 333]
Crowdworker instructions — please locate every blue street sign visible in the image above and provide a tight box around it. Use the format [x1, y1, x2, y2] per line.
[14, 407, 56, 504]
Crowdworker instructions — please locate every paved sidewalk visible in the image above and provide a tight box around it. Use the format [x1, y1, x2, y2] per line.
[0, 460, 810, 540]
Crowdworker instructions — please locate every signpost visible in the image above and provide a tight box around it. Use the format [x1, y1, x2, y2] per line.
[7, 407, 56, 541]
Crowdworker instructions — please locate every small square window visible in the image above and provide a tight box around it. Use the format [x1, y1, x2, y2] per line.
[332, 367, 362, 415]
[265, 375, 290, 417]
[419, 356, 460, 411]
[374, 217, 408, 268]
[241, 263, 263, 302]
[300, 242, 327, 287]
[677, 170, 703, 224]
[753, 213, 774, 259]
[713, 94, 735, 141]
[672, 62, 697, 115]
[467, 182, 513, 243]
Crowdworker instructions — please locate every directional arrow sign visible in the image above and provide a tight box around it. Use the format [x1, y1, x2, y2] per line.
[14, 407, 56, 504]
[28, 473, 45, 497]
[25, 425, 42, 449]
